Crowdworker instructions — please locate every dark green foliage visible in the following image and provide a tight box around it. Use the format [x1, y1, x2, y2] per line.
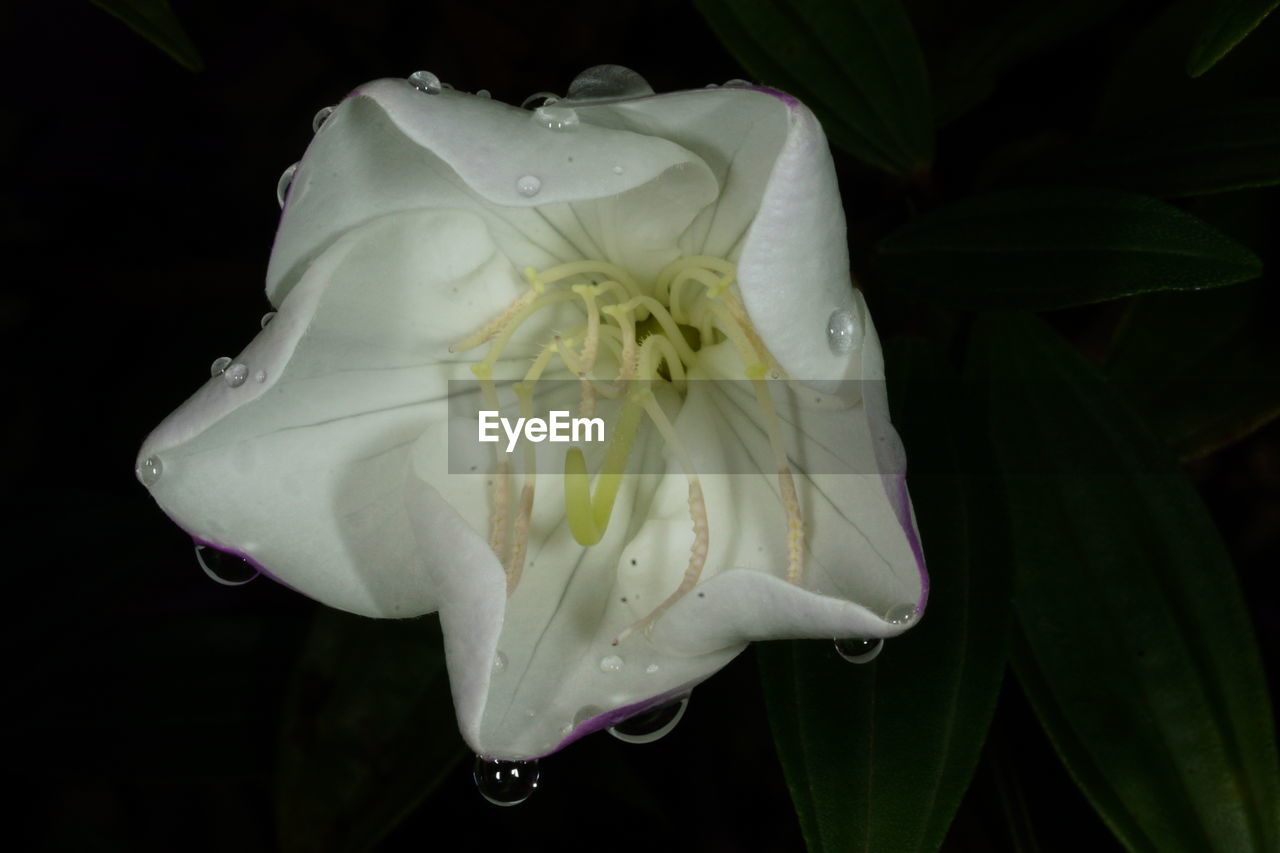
[759, 340, 1011, 852]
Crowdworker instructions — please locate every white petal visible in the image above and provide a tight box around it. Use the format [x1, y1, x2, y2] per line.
[267, 80, 717, 304]
[139, 209, 528, 616]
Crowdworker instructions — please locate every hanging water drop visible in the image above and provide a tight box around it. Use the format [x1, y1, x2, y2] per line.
[311, 106, 334, 132]
[599, 654, 624, 673]
[565, 65, 654, 101]
[223, 362, 249, 387]
[826, 308, 860, 355]
[515, 174, 542, 197]
[260, 311, 276, 329]
[884, 603, 917, 625]
[533, 105, 579, 130]
[834, 637, 883, 664]
[408, 70, 442, 94]
[723, 78, 752, 88]
[277, 163, 298, 208]
[521, 92, 560, 109]
[607, 695, 689, 744]
[210, 356, 232, 377]
[473, 757, 539, 807]
[136, 455, 163, 486]
[194, 543, 260, 586]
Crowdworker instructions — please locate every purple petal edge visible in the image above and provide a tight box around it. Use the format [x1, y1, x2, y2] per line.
[537, 679, 702, 758]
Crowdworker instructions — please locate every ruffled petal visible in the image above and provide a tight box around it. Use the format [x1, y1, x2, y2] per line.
[268, 80, 717, 303]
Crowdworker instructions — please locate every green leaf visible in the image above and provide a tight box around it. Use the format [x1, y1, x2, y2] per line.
[874, 188, 1261, 309]
[1106, 283, 1280, 459]
[758, 339, 1010, 853]
[1007, 100, 1280, 197]
[277, 609, 467, 853]
[969, 311, 1280, 853]
[90, 0, 203, 72]
[1188, 0, 1280, 77]
[926, 0, 1129, 124]
[695, 0, 933, 176]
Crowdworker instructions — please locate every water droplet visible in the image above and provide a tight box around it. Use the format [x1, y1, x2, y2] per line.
[408, 70, 442, 94]
[885, 603, 917, 625]
[194, 543, 260, 586]
[612, 165, 624, 175]
[311, 106, 334, 132]
[608, 695, 689, 744]
[476, 89, 492, 99]
[260, 311, 276, 329]
[565, 65, 654, 101]
[521, 91, 560, 109]
[223, 362, 249, 387]
[532, 104, 579, 130]
[210, 356, 232, 377]
[826, 308, 861, 355]
[573, 705, 603, 727]
[723, 78, 752, 88]
[704, 83, 720, 88]
[834, 637, 883, 664]
[473, 757, 539, 807]
[493, 651, 507, 673]
[277, 163, 298, 208]
[136, 455, 162, 486]
[253, 369, 268, 383]
[599, 654, 624, 673]
[645, 663, 659, 674]
[516, 174, 542, 197]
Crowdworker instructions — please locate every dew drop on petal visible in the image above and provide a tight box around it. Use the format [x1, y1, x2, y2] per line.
[253, 369, 267, 383]
[826, 308, 861, 355]
[573, 705, 603, 727]
[408, 70, 442, 94]
[473, 756, 539, 807]
[516, 174, 542, 197]
[566, 64, 654, 101]
[311, 106, 334, 132]
[834, 637, 883, 664]
[476, 88, 492, 99]
[723, 78, 752, 88]
[599, 654, 624, 673]
[210, 356, 232, 377]
[645, 663, 659, 674]
[194, 543, 260, 586]
[493, 651, 507, 673]
[521, 91, 560, 109]
[607, 695, 689, 744]
[885, 603, 917, 625]
[223, 362, 249, 387]
[533, 105, 579, 130]
[260, 311, 276, 329]
[136, 455, 163, 486]
[277, 163, 298, 208]
[612, 165, 624, 175]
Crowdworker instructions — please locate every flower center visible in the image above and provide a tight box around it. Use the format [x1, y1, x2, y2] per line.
[451, 255, 804, 643]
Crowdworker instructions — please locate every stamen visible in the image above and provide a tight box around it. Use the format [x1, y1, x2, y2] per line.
[613, 392, 708, 645]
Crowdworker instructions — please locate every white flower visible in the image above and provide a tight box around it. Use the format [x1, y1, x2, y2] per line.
[136, 67, 927, 760]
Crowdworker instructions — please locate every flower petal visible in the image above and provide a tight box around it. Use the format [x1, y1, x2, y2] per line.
[268, 80, 717, 303]
[139, 208, 529, 616]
